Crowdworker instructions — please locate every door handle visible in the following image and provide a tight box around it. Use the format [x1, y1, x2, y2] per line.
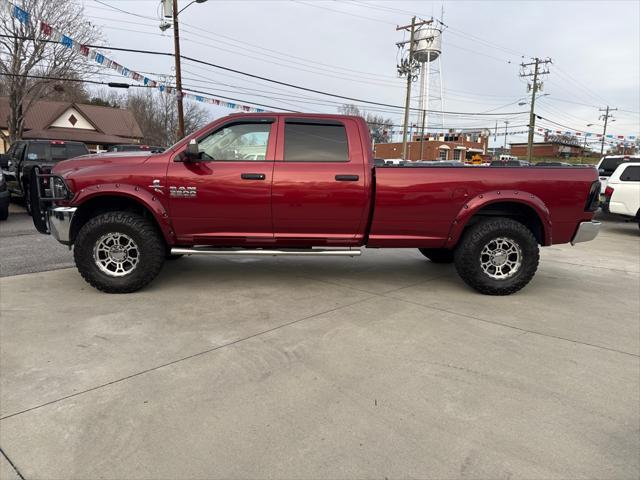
[335, 175, 359, 181]
[241, 173, 266, 180]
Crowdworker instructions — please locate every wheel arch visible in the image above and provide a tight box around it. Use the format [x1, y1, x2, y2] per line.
[445, 192, 552, 248]
[69, 189, 174, 246]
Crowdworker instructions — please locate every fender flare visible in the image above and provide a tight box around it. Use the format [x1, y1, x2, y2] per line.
[71, 183, 175, 244]
[444, 190, 552, 248]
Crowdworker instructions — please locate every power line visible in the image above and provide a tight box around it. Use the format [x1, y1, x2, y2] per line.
[0, 72, 150, 89]
[0, 34, 529, 116]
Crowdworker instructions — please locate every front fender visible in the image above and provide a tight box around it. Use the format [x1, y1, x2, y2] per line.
[71, 183, 175, 244]
[444, 190, 552, 248]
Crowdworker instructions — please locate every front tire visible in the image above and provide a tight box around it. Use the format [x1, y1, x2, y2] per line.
[454, 217, 539, 295]
[74, 211, 166, 293]
[418, 248, 454, 263]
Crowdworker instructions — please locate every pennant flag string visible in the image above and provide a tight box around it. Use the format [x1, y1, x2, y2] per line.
[0, 0, 267, 113]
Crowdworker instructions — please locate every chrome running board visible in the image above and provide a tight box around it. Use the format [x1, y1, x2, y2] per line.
[171, 247, 362, 257]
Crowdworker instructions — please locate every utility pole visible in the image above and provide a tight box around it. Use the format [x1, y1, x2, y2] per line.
[396, 17, 431, 160]
[503, 120, 509, 150]
[493, 120, 497, 157]
[599, 106, 617, 155]
[419, 109, 426, 160]
[172, 0, 185, 140]
[520, 57, 551, 162]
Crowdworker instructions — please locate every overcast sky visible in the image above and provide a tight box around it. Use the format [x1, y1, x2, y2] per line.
[82, 0, 640, 147]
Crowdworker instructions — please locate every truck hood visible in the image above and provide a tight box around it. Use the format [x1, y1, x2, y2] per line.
[52, 151, 153, 177]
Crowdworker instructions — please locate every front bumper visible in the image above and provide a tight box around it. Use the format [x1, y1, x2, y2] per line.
[571, 220, 601, 245]
[48, 207, 77, 245]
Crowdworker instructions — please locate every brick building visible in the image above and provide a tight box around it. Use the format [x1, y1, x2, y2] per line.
[373, 130, 489, 161]
[510, 135, 587, 159]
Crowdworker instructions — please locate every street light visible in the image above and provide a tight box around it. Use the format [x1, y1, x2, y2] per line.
[518, 93, 549, 106]
[160, 0, 208, 140]
[179, 0, 207, 14]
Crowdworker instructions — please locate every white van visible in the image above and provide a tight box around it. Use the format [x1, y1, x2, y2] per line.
[603, 162, 640, 229]
[596, 155, 640, 194]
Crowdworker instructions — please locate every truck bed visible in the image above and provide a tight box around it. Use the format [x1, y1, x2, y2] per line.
[368, 166, 598, 248]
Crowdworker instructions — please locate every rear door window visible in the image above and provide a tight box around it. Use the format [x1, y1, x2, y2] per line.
[27, 143, 48, 161]
[284, 120, 349, 162]
[620, 166, 640, 182]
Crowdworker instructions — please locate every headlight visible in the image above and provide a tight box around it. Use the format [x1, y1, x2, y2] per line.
[51, 176, 72, 199]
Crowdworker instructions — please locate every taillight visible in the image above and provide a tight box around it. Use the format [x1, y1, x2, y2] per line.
[604, 186, 614, 198]
[585, 180, 601, 212]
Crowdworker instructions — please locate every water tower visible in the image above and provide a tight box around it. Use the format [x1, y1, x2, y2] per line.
[414, 24, 444, 135]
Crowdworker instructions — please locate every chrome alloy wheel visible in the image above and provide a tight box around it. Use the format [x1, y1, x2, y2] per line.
[93, 232, 140, 277]
[480, 236, 522, 280]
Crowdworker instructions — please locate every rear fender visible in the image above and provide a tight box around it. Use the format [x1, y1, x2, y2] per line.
[444, 190, 552, 248]
[72, 184, 174, 244]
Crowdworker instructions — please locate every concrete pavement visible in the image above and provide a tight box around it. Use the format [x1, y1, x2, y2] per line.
[0, 204, 73, 277]
[0, 220, 638, 479]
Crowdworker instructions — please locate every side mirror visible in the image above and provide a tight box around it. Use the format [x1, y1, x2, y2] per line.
[598, 168, 605, 175]
[176, 139, 202, 162]
[187, 139, 199, 156]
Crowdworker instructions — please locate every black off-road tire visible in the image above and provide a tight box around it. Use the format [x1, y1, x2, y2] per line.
[454, 217, 539, 295]
[74, 211, 166, 293]
[418, 248, 455, 263]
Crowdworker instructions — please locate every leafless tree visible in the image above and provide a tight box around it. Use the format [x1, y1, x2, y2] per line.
[339, 104, 394, 143]
[0, 0, 101, 143]
[124, 88, 209, 147]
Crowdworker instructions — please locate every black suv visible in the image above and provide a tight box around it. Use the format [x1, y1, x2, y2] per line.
[0, 140, 89, 212]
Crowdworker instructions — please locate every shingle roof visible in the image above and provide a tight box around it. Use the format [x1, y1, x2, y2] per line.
[0, 97, 143, 139]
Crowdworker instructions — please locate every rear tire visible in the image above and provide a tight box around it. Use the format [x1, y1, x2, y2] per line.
[74, 211, 166, 293]
[418, 248, 454, 263]
[454, 217, 539, 295]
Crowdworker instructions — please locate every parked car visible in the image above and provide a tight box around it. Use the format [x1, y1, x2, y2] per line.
[596, 154, 640, 194]
[602, 162, 640, 229]
[0, 170, 9, 221]
[108, 144, 164, 153]
[34, 113, 601, 295]
[0, 140, 89, 213]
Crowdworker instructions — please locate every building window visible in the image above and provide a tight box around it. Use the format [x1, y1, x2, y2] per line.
[439, 148, 448, 160]
[453, 149, 462, 161]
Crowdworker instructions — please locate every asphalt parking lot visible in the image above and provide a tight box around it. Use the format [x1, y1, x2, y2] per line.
[0, 207, 638, 479]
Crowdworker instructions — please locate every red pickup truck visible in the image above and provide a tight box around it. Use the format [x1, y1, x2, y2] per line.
[34, 113, 601, 295]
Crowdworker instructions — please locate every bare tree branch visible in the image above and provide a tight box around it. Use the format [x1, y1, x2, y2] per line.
[0, 0, 102, 142]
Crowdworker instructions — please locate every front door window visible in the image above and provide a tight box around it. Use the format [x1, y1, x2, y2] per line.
[198, 122, 271, 161]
